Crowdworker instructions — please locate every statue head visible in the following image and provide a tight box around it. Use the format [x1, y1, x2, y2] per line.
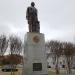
[31, 2, 35, 7]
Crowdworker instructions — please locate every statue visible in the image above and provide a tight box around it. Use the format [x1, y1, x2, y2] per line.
[26, 2, 40, 32]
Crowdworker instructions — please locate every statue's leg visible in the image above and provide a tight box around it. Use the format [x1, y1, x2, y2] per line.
[33, 22, 36, 32]
[28, 20, 32, 32]
[32, 21, 34, 32]
[29, 25, 31, 32]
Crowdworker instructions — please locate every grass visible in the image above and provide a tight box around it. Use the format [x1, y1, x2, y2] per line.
[48, 71, 56, 75]
[0, 70, 57, 75]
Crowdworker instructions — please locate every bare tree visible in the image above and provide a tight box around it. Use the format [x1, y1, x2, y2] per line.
[62, 42, 75, 74]
[46, 40, 63, 74]
[0, 34, 8, 56]
[9, 35, 22, 75]
[9, 35, 22, 55]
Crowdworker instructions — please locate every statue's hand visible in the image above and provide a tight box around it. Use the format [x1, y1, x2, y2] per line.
[26, 16, 28, 20]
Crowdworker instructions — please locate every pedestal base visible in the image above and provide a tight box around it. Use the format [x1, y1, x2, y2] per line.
[23, 32, 48, 75]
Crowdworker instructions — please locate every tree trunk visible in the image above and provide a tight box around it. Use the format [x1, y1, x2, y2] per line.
[55, 57, 59, 74]
[66, 57, 72, 74]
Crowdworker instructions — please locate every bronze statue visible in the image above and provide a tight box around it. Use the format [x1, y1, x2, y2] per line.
[26, 2, 40, 32]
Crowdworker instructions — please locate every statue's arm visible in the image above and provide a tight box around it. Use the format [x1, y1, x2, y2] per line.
[26, 7, 29, 20]
[36, 9, 38, 17]
[36, 9, 38, 19]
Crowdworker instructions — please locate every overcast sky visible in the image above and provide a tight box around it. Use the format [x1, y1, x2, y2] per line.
[0, 0, 75, 42]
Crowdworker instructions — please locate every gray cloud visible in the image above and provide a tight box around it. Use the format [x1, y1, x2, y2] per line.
[0, 0, 75, 42]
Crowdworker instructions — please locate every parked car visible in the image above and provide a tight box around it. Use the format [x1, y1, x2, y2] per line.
[2, 65, 18, 72]
[47, 65, 51, 68]
[73, 66, 75, 69]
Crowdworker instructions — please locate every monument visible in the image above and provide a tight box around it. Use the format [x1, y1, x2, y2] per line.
[26, 2, 40, 32]
[23, 2, 48, 75]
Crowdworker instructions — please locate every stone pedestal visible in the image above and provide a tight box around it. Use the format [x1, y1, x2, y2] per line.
[23, 32, 48, 75]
